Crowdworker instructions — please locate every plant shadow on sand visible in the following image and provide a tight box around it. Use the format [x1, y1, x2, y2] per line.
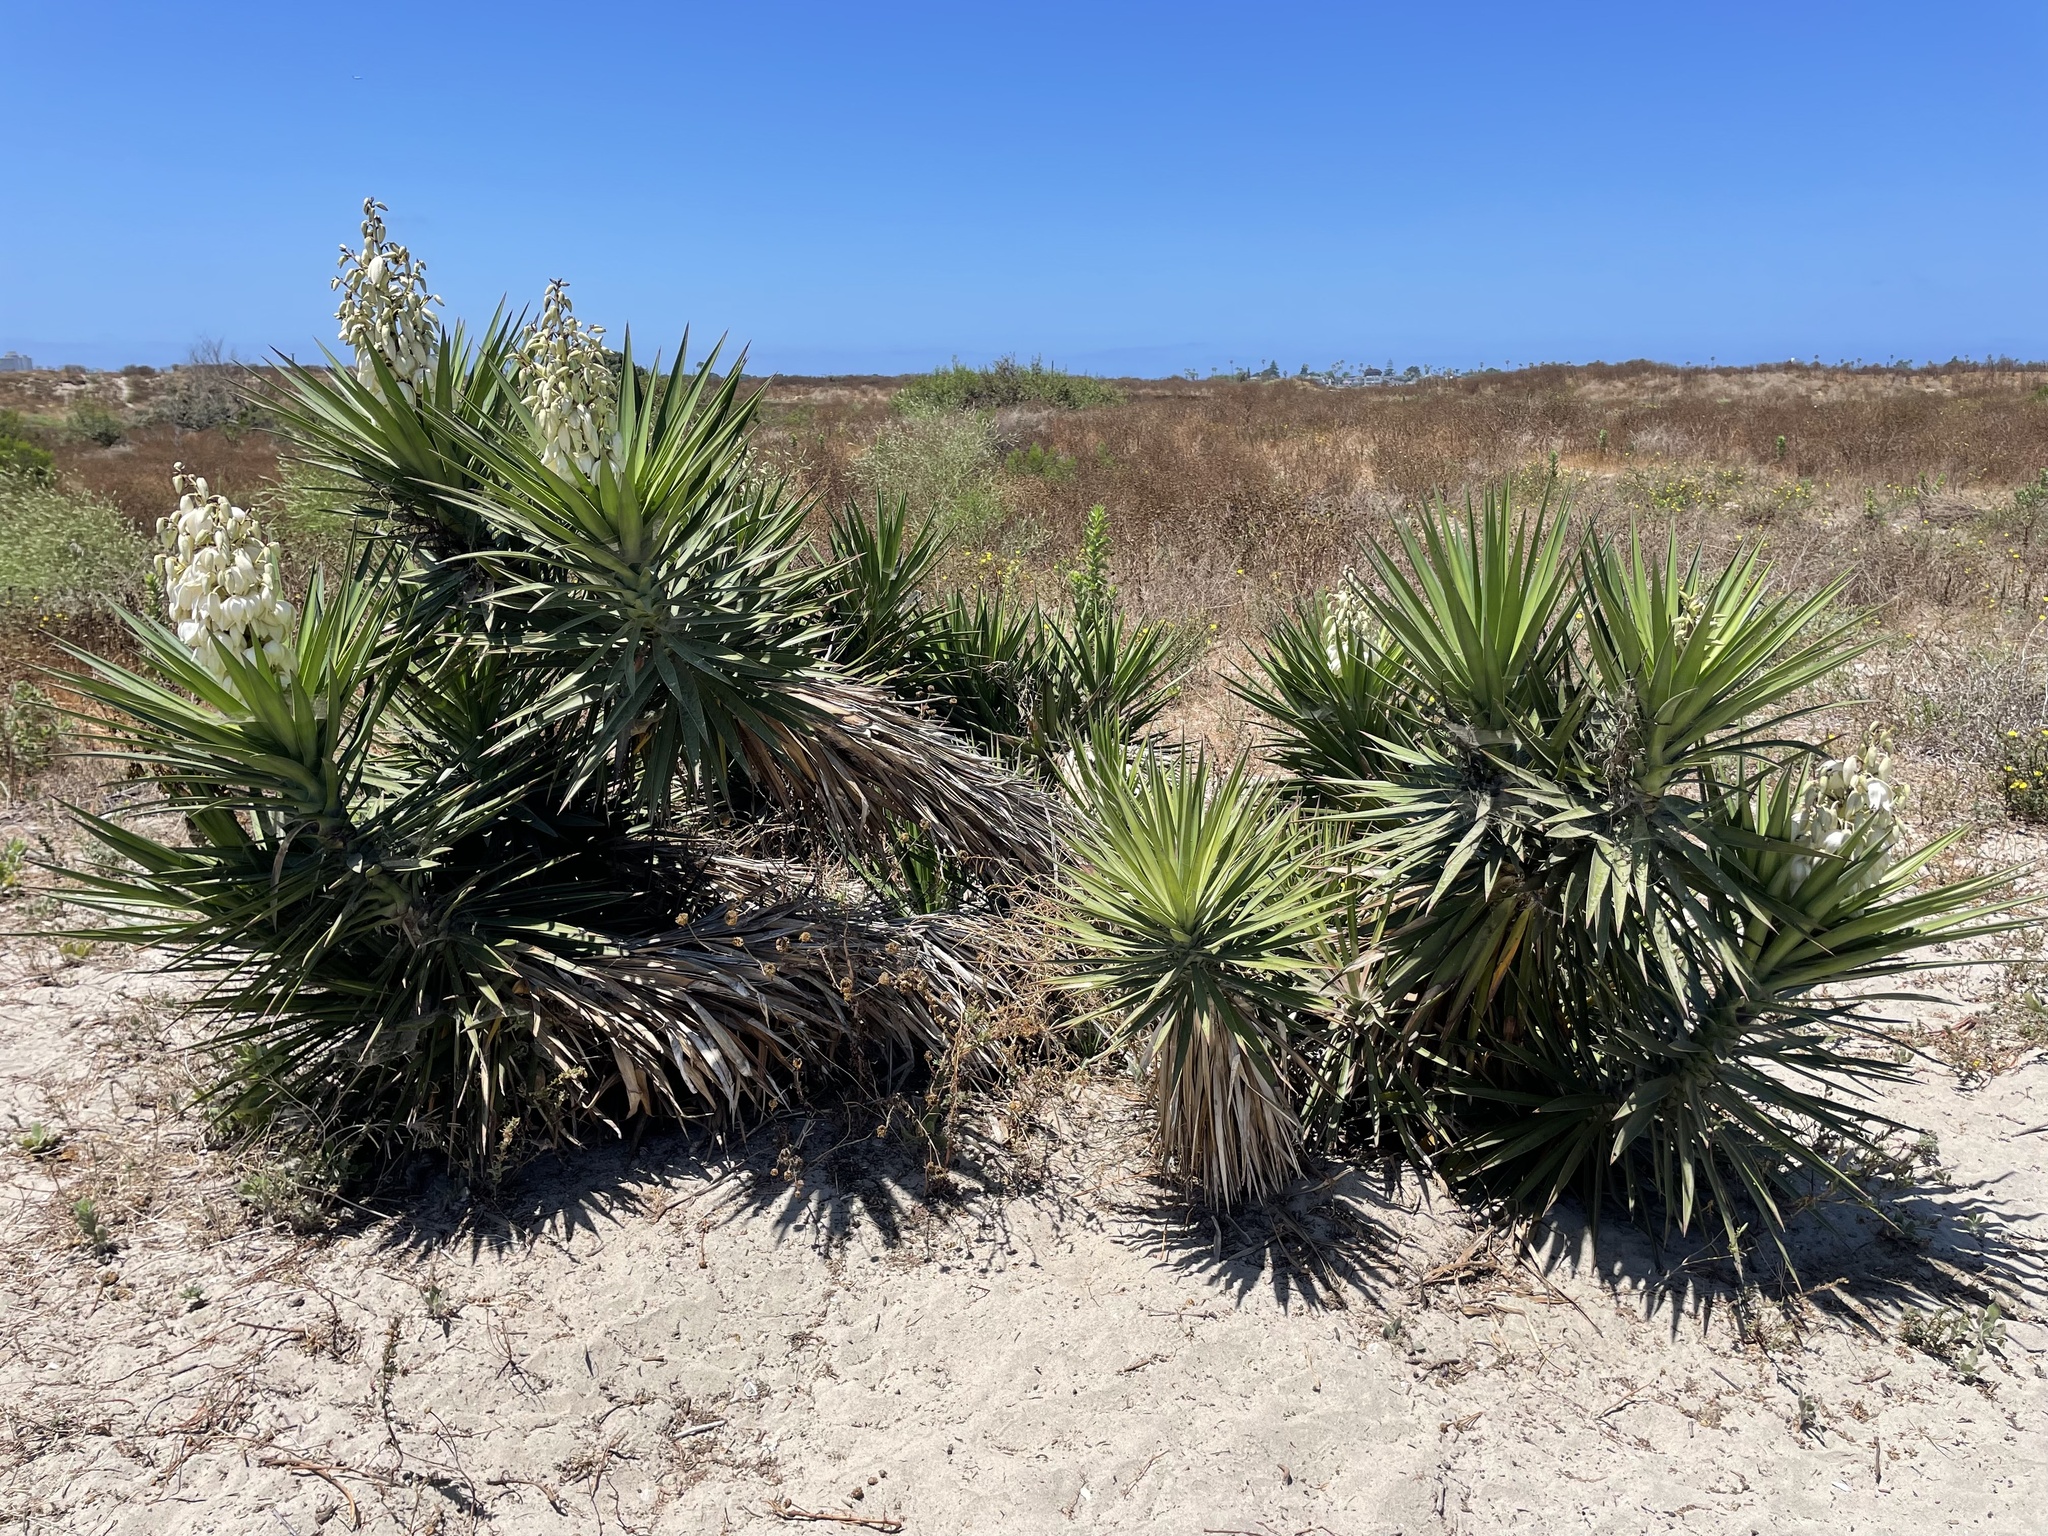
[362, 1095, 1054, 1268]
[347, 1076, 2039, 1369]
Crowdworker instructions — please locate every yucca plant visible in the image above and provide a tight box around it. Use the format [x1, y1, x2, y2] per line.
[1231, 591, 1407, 794]
[1060, 737, 1339, 1204]
[1246, 481, 2021, 1253]
[821, 498, 1196, 770]
[51, 204, 1059, 1171]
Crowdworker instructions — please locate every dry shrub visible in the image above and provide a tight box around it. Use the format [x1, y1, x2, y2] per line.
[52, 424, 286, 528]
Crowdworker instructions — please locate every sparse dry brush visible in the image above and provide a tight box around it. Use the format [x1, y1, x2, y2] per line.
[754, 362, 2048, 645]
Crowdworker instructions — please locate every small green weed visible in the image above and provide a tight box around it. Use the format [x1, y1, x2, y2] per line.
[72, 1196, 113, 1254]
[424, 1279, 461, 1328]
[1900, 1302, 2004, 1380]
[56, 938, 95, 965]
[12, 1120, 60, 1157]
[0, 835, 32, 893]
[178, 1282, 207, 1312]
[1796, 1392, 1822, 1438]
[1, 683, 62, 797]
[235, 1149, 345, 1234]
[1004, 442, 1076, 481]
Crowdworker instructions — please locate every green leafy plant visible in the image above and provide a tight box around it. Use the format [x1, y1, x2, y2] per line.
[1004, 442, 1077, 481]
[72, 1196, 112, 1254]
[1242, 482, 2020, 1255]
[1066, 503, 1114, 628]
[1900, 1302, 2004, 1380]
[66, 400, 126, 447]
[0, 682, 62, 797]
[0, 836, 31, 893]
[1060, 739, 1339, 1204]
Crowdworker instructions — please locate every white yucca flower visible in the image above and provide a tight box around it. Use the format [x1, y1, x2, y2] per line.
[518, 279, 618, 479]
[332, 197, 440, 403]
[1325, 570, 1369, 666]
[155, 464, 296, 682]
[1787, 726, 1907, 894]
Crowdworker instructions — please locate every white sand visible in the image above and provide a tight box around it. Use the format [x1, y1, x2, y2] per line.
[2, 943, 2043, 1535]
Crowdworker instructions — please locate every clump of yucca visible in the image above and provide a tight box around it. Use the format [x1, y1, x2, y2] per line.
[56, 199, 1057, 1174]
[1225, 482, 2019, 1247]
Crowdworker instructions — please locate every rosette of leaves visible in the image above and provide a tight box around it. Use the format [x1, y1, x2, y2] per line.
[822, 496, 1196, 768]
[1060, 736, 1339, 1205]
[1244, 482, 2020, 1254]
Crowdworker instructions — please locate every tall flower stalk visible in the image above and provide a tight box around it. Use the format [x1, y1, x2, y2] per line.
[332, 197, 439, 403]
[154, 465, 295, 680]
[518, 279, 617, 478]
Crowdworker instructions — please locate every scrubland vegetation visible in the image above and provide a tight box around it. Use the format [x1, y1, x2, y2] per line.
[4, 208, 2046, 1536]
[2, 208, 2045, 1257]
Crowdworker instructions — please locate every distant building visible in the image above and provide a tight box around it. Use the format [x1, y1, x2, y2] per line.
[0, 352, 32, 372]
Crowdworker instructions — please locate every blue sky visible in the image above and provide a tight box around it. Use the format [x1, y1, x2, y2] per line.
[2, 1, 2041, 375]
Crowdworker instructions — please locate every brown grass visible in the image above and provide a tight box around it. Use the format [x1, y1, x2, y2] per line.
[8, 359, 2047, 788]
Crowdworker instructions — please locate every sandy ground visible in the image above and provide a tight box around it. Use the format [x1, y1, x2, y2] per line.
[1, 936, 2044, 1536]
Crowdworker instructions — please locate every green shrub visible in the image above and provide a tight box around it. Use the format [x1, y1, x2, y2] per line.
[895, 356, 1124, 413]
[0, 474, 150, 624]
[0, 411, 53, 481]
[1004, 442, 1077, 480]
[66, 400, 126, 447]
[2001, 726, 2048, 822]
[0, 683, 61, 796]
[1239, 483, 2019, 1255]
[852, 409, 1009, 541]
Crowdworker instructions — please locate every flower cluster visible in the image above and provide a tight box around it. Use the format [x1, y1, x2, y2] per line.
[156, 465, 295, 681]
[518, 280, 617, 478]
[1324, 571, 1371, 665]
[332, 198, 439, 403]
[1787, 728, 1906, 894]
